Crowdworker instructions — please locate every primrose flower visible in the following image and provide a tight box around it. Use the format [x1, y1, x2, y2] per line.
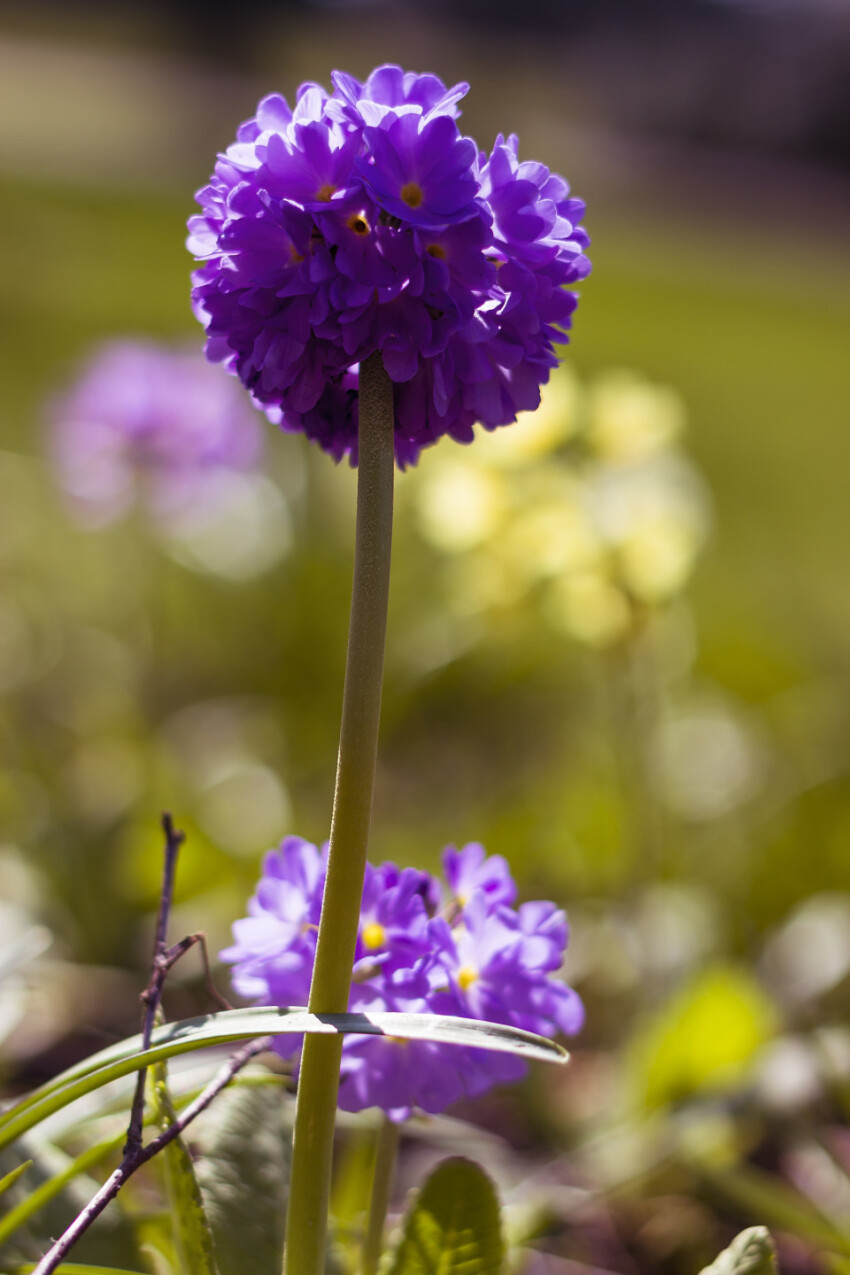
[189, 65, 590, 468]
[50, 340, 264, 526]
[223, 839, 582, 1120]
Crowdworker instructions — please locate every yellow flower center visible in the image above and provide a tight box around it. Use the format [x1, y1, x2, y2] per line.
[316, 183, 337, 201]
[400, 181, 424, 209]
[427, 243, 446, 259]
[457, 965, 478, 991]
[362, 922, 386, 950]
[346, 212, 371, 236]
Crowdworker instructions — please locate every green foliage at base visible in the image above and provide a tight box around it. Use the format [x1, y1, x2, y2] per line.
[387, 1157, 504, 1275]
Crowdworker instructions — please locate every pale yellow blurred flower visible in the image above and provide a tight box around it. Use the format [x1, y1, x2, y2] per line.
[473, 365, 581, 467]
[617, 515, 703, 603]
[586, 369, 686, 464]
[545, 570, 633, 648]
[414, 459, 508, 553]
[586, 455, 710, 602]
[506, 494, 604, 584]
[404, 363, 710, 649]
[444, 548, 529, 614]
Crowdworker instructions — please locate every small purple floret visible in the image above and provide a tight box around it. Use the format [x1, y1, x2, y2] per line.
[222, 839, 583, 1120]
[189, 65, 590, 468]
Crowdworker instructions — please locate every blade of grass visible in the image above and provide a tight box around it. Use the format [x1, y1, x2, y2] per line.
[0, 1007, 567, 1153]
[0, 1159, 32, 1197]
[0, 1134, 123, 1248]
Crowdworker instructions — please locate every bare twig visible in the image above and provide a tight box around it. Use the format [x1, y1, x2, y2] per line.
[193, 931, 234, 1013]
[31, 1038, 270, 1275]
[124, 812, 185, 1157]
[29, 813, 267, 1275]
[159, 933, 233, 1011]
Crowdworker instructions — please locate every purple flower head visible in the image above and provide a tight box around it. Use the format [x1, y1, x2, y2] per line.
[223, 837, 582, 1118]
[190, 65, 589, 468]
[49, 340, 264, 527]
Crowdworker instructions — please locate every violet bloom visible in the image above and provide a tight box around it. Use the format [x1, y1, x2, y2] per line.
[189, 65, 590, 468]
[442, 841, 516, 908]
[50, 340, 264, 526]
[223, 839, 582, 1119]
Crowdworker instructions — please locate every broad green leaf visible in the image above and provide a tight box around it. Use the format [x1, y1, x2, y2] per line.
[387, 1156, 504, 1274]
[0, 1008, 566, 1152]
[150, 1062, 220, 1275]
[698, 1227, 778, 1275]
[0, 1137, 121, 1248]
[193, 1078, 290, 1275]
[0, 1161, 32, 1197]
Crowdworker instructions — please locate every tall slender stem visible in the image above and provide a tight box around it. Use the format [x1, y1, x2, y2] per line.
[362, 1117, 401, 1275]
[284, 353, 396, 1275]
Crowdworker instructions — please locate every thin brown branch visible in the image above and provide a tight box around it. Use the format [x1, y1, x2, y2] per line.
[28, 813, 252, 1275]
[31, 1038, 270, 1275]
[124, 812, 185, 1157]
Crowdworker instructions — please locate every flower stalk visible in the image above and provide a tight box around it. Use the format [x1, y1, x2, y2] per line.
[284, 352, 396, 1275]
[362, 1116, 401, 1275]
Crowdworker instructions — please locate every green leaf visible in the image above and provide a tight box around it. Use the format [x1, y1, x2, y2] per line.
[0, 1161, 32, 1197]
[0, 1137, 122, 1249]
[149, 1062, 220, 1275]
[193, 1077, 290, 1275]
[698, 1227, 778, 1275]
[0, 1008, 566, 1153]
[387, 1156, 504, 1274]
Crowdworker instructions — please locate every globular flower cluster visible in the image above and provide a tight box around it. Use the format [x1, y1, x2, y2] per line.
[189, 65, 590, 467]
[222, 838, 583, 1120]
[50, 340, 264, 526]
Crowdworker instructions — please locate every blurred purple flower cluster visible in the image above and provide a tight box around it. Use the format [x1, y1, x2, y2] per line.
[50, 340, 264, 526]
[222, 838, 583, 1120]
[189, 65, 590, 467]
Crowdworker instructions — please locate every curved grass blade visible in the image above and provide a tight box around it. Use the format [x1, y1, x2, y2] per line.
[0, 1158, 32, 1197]
[0, 1135, 123, 1248]
[0, 1007, 567, 1153]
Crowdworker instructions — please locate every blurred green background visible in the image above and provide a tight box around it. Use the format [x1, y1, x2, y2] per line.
[1, 2, 850, 1271]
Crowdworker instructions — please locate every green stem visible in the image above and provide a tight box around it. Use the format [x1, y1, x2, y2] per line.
[283, 352, 395, 1275]
[361, 1117, 400, 1275]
